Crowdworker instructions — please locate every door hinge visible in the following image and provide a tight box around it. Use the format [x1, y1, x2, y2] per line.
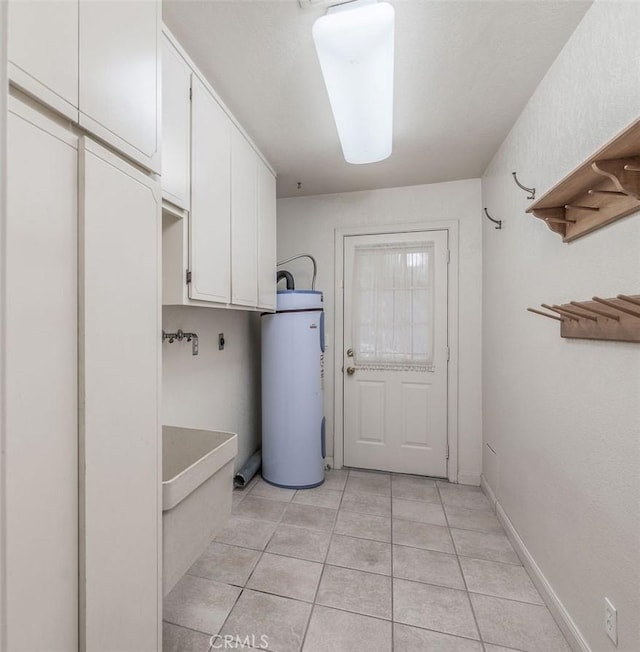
[447, 249, 451, 264]
[446, 444, 450, 460]
[186, 270, 192, 284]
[446, 346, 450, 361]
[189, 85, 193, 101]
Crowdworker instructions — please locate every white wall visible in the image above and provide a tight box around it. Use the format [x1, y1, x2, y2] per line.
[482, 2, 640, 651]
[162, 306, 261, 472]
[277, 179, 483, 484]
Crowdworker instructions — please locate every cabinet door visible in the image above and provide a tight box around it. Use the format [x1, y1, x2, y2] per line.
[79, 138, 161, 652]
[79, 0, 160, 172]
[8, 0, 79, 120]
[231, 127, 258, 307]
[162, 33, 191, 210]
[190, 77, 231, 303]
[6, 100, 78, 652]
[257, 160, 277, 311]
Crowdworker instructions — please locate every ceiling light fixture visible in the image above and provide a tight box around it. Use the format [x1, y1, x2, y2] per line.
[312, 0, 395, 165]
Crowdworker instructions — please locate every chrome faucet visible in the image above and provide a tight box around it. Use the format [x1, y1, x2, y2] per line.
[162, 329, 199, 356]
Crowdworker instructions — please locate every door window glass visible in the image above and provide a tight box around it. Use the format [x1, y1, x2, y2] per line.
[351, 243, 434, 371]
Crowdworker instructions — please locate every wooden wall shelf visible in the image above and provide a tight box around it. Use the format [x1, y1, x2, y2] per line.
[527, 294, 640, 343]
[527, 119, 640, 242]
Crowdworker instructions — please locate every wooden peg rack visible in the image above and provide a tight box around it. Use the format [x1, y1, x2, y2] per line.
[527, 118, 640, 242]
[527, 294, 640, 342]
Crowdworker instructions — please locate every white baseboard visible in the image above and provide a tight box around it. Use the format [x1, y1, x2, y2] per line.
[457, 471, 481, 486]
[480, 475, 591, 652]
[480, 474, 497, 509]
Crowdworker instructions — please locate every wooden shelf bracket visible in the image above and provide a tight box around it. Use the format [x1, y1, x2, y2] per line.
[530, 207, 569, 236]
[526, 118, 640, 241]
[592, 157, 640, 200]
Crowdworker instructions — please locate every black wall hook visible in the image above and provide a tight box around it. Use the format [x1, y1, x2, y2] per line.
[484, 207, 502, 230]
[512, 171, 535, 200]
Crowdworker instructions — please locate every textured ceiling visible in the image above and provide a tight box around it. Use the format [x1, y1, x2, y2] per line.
[163, 0, 591, 198]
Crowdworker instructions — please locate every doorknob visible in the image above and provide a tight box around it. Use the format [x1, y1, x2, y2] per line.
[346, 366, 356, 375]
[346, 348, 354, 357]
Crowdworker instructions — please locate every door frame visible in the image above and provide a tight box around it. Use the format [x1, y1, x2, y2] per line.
[0, 2, 7, 648]
[333, 221, 460, 482]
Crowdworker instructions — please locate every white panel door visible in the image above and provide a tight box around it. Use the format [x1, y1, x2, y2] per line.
[6, 100, 78, 651]
[8, 0, 79, 120]
[257, 159, 277, 311]
[161, 33, 191, 210]
[79, 138, 161, 652]
[343, 231, 449, 476]
[231, 126, 258, 307]
[79, 0, 160, 172]
[189, 76, 231, 303]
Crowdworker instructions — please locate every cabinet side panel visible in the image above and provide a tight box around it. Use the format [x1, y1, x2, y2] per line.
[161, 34, 190, 210]
[257, 162, 277, 311]
[231, 127, 258, 307]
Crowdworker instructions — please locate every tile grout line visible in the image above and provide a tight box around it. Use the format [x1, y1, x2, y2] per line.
[215, 473, 298, 645]
[231, 509, 503, 535]
[220, 516, 525, 567]
[165, 476, 263, 646]
[298, 468, 350, 652]
[390, 474, 395, 651]
[183, 561, 547, 611]
[437, 481, 487, 652]
[213, 471, 346, 650]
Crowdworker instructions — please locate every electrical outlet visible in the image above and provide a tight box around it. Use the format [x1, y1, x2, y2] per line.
[605, 597, 617, 646]
[218, 333, 225, 351]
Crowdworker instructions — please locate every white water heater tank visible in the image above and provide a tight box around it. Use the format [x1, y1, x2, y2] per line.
[261, 290, 325, 488]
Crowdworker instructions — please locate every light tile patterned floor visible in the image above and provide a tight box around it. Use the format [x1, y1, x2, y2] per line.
[163, 469, 571, 652]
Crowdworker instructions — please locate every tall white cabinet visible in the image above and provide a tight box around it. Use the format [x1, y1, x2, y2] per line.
[5, 3, 162, 651]
[5, 99, 162, 652]
[6, 99, 79, 652]
[80, 139, 161, 652]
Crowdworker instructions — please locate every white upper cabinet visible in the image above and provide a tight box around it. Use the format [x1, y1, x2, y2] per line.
[231, 126, 258, 307]
[257, 160, 277, 311]
[8, 0, 79, 120]
[79, 0, 161, 172]
[162, 33, 191, 210]
[189, 76, 232, 304]
[160, 28, 276, 311]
